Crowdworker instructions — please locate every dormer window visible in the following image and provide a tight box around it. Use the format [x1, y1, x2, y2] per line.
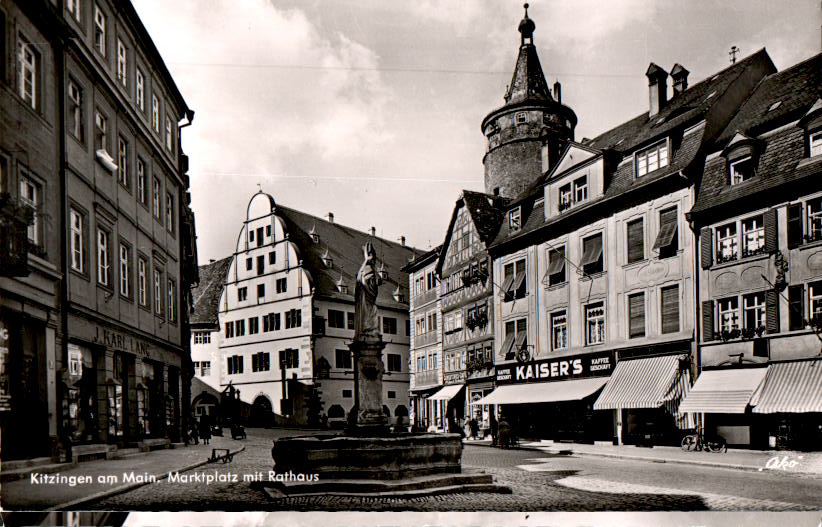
[811, 130, 822, 157]
[515, 112, 528, 124]
[730, 156, 754, 185]
[559, 183, 572, 211]
[635, 139, 669, 177]
[508, 207, 521, 232]
[574, 177, 588, 203]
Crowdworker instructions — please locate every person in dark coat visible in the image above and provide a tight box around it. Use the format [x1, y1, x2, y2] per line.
[200, 414, 212, 445]
[190, 418, 200, 445]
[490, 412, 498, 446]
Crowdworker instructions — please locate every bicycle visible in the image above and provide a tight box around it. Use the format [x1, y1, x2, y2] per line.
[681, 426, 727, 453]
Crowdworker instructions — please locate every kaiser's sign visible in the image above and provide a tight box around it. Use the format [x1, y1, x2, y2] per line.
[495, 351, 614, 385]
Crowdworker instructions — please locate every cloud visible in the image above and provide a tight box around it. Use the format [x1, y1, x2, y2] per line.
[542, 0, 658, 49]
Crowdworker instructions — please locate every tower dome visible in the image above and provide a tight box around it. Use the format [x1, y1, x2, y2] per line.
[482, 4, 577, 200]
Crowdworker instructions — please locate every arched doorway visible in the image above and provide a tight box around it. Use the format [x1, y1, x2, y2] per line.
[251, 394, 274, 427]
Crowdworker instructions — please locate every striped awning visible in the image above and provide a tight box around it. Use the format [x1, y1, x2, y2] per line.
[593, 355, 687, 410]
[475, 377, 609, 405]
[752, 360, 822, 414]
[679, 368, 768, 414]
[428, 384, 464, 401]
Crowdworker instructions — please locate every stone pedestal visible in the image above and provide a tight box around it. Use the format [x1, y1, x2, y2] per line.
[349, 338, 388, 435]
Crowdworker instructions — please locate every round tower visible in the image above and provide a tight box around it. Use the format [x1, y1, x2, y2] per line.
[482, 4, 577, 200]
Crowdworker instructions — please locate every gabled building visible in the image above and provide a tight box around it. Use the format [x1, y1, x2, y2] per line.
[685, 52, 822, 450]
[217, 192, 419, 427]
[190, 257, 232, 391]
[433, 191, 506, 434]
[403, 246, 443, 430]
[481, 6, 775, 444]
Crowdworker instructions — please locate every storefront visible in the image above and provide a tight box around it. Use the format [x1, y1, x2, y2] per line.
[409, 386, 440, 431]
[428, 383, 465, 432]
[478, 351, 616, 442]
[593, 354, 693, 446]
[62, 313, 183, 449]
[467, 383, 495, 438]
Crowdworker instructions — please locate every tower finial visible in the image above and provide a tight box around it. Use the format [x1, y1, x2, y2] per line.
[518, 3, 535, 44]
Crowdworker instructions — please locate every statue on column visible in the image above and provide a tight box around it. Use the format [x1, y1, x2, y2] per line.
[354, 241, 382, 342]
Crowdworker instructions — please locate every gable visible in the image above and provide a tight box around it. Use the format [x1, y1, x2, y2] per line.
[549, 144, 598, 179]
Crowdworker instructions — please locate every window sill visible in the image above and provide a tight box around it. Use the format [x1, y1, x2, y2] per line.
[794, 237, 822, 251]
[624, 258, 648, 269]
[580, 271, 606, 281]
[546, 282, 567, 291]
[710, 252, 769, 271]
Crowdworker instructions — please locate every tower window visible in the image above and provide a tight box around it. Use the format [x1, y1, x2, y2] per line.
[515, 112, 528, 124]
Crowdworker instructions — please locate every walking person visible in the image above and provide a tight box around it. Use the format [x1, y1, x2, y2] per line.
[200, 413, 212, 445]
[490, 411, 498, 446]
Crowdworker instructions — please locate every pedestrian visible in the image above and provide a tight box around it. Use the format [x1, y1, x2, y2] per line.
[490, 412, 498, 446]
[469, 417, 479, 439]
[190, 418, 199, 445]
[200, 413, 212, 445]
[498, 416, 510, 449]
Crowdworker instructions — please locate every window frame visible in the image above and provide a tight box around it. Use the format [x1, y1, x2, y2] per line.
[584, 301, 606, 345]
[19, 173, 40, 246]
[118, 240, 132, 299]
[68, 79, 84, 142]
[508, 207, 521, 232]
[116, 38, 127, 87]
[117, 136, 129, 190]
[580, 232, 604, 276]
[626, 217, 645, 264]
[635, 139, 669, 178]
[69, 207, 86, 274]
[729, 155, 755, 185]
[136, 68, 145, 112]
[93, 4, 106, 57]
[550, 309, 567, 351]
[137, 255, 148, 307]
[96, 226, 111, 287]
[17, 33, 38, 110]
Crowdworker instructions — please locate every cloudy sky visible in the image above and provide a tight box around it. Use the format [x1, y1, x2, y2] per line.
[131, 0, 821, 264]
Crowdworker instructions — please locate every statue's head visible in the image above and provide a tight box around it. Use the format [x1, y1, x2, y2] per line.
[363, 241, 376, 259]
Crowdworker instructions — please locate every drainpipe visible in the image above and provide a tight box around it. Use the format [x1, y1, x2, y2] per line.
[177, 110, 194, 445]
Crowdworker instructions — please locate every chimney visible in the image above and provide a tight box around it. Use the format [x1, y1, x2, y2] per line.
[327, 212, 334, 223]
[370, 226, 376, 237]
[209, 258, 215, 263]
[400, 236, 406, 246]
[553, 81, 561, 104]
[670, 63, 689, 97]
[645, 63, 669, 117]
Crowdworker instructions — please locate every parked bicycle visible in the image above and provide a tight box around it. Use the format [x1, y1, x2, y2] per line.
[681, 426, 727, 453]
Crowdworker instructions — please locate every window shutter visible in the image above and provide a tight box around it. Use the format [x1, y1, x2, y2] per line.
[661, 285, 680, 334]
[700, 227, 713, 269]
[627, 220, 644, 263]
[702, 300, 715, 341]
[787, 203, 803, 249]
[764, 208, 778, 253]
[788, 285, 805, 331]
[628, 293, 645, 338]
[766, 289, 779, 334]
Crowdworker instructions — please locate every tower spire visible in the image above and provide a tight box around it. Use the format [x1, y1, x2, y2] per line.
[505, 3, 550, 104]
[519, 3, 535, 45]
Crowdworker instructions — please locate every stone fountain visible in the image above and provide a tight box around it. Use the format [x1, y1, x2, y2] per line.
[260, 242, 509, 498]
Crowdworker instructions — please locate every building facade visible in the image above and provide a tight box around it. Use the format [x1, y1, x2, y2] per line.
[686, 52, 822, 450]
[0, 0, 198, 460]
[403, 247, 443, 431]
[216, 192, 417, 427]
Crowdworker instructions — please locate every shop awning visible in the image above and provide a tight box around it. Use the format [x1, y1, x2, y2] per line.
[752, 360, 822, 414]
[475, 377, 609, 405]
[678, 368, 767, 414]
[593, 355, 687, 410]
[428, 384, 464, 401]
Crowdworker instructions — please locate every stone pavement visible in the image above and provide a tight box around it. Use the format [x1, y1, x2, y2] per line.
[0, 435, 245, 510]
[464, 437, 822, 477]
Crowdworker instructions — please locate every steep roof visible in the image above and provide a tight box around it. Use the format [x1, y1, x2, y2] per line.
[505, 43, 552, 105]
[402, 245, 443, 273]
[691, 52, 822, 217]
[436, 190, 508, 275]
[273, 205, 422, 310]
[586, 49, 774, 153]
[190, 256, 232, 327]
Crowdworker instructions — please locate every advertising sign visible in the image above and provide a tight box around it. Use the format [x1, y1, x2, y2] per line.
[0, 318, 10, 411]
[495, 350, 614, 385]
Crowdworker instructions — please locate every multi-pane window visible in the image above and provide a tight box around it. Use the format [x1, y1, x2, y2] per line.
[508, 207, 521, 232]
[382, 317, 397, 335]
[335, 349, 352, 369]
[68, 80, 83, 140]
[387, 353, 402, 372]
[137, 257, 147, 306]
[136, 69, 145, 112]
[717, 297, 739, 333]
[810, 283, 822, 323]
[193, 331, 211, 344]
[585, 301, 606, 345]
[660, 285, 680, 334]
[559, 183, 572, 210]
[715, 223, 738, 263]
[227, 355, 243, 375]
[248, 316, 259, 335]
[67, 0, 81, 22]
[167, 279, 176, 322]
[574, 176, 588, 203]
[116, 39, 127, 87]
[165, 117, 173, 152]
[119, 242, 131, 298]
[224, 321, 234, 338]
[276, 277, 287, 293]
[502, 258, 526, 301]
[19, 176, 39, 245]
[200, 361, 211, 376]
[17, 35, 37, 110]
[257, 283, 265, 299]
[811, 130, 822, 157]
[235, 319, 245, 336]
[97, 228, 110, 286]
[237, 287, 247, 301]
[547, 246, 566, 286]
[628, 292, 645, 338]
[151, 94, 160, 133]
[328, 309, 345, 329]
[251, 351, 270, 372]
[502, 318, 527, 359]
[152, 176, 161, 219]
[117, 137, 129, 189]
[136, 158, 146, 205]
[166, 192, 174, 234]
[655, 207, 679, 259]
[730, 156, 755, 185]
[70, 209, 84, 272]
[636, 140, 668, 177]
[742, 292, 766, 331]
[153, 268, 162, 316]
[93, 5, 106, 56]
[741, 216, 765, 257]
[550, 310, 567, 351]
[580, 233, 604, 276]
[285, 308, 301, 329]
[280, 349, 299, 369]
[806, 198, 822, 242]
[94, 110, 107, 152]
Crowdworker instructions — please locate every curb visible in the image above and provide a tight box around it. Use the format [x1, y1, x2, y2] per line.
[465, 441, 822, 478]
[51, 445, 246, 510]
